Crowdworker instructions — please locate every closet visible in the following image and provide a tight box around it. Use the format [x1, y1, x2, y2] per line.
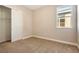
[0, 6, 11, 42]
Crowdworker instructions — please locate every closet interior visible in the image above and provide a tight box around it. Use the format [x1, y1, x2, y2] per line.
[0, 6, 11, 42]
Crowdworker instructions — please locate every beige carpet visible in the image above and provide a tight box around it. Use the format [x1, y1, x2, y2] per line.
[0, 37, 79, 53]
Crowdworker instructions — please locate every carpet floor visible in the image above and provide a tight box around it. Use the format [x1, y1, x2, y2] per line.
[0, 37, 79, 53]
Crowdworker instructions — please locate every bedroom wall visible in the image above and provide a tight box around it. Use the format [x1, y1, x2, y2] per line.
[4, 5, 77, 44]
[5, 5, 32, 42]
[33, 5, 77, 44]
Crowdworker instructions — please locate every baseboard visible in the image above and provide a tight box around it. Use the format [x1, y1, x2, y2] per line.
[11, 35, 78, 48]
[11, 35, 32, 42]
[32, 35, 78, 47]
[22, 35, 32, 40]
[11, 37, 22, 42]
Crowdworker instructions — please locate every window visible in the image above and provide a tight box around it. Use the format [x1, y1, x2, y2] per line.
[56, 5, 72, 28]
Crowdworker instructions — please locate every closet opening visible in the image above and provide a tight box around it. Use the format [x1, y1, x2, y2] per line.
[0, 5, 11, 43]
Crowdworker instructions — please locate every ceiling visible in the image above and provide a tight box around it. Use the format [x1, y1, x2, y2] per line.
[24, 5, 46, 10]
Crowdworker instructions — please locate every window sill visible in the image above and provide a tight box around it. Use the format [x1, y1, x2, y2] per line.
[56, 27, 72, 29]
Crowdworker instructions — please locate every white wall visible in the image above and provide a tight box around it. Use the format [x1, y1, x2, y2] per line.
[5, 5, 32, 42]
[33, 5, 77, 44]
[22, 8, 32, 38]
[4, 5, 77, 44]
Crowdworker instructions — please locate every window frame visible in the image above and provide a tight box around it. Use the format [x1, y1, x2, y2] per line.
[56, 5, 73, 28]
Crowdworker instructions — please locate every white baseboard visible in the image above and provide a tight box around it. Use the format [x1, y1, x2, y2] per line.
[22, 35, 32, 40]
[11, 35, 32, 42]
[11, 37, 22, 42]
[11, 35, 79, 48]
[32, 35, 78, 47]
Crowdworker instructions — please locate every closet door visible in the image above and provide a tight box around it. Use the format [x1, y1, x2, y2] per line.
[0, 6, 11, 42]
[0, 6, 3, 42]
[0, 6, 5, 42]
[3, 6, 11, 41]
